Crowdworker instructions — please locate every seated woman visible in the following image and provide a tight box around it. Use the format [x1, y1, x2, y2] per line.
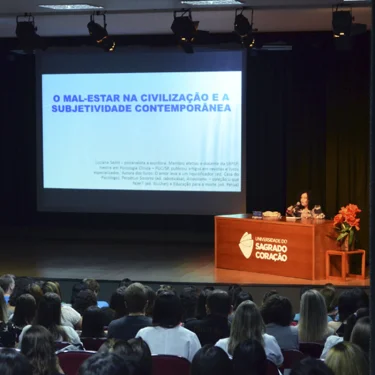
[232, 339, 267, 375]
[191, 345, 232, 375]
[298, 290, 334, 343]
[0, 348, 33, 375]
[11, 294, 37, 340]
[18, 293, 82, 347]
[0, 287, 17, 348]
[215, 300, 283, 367]
[81, 306, 107, 339]
[261, 295, 298, 350]
[20, 325, 64, 375]
[136, 291, 201, 362]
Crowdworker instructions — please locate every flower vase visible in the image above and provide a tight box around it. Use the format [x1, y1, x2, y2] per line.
[340, 235, 355, 252]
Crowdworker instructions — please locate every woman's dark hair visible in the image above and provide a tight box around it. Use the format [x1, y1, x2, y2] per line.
[152, 292, 182, 328]
[228, 284, 242, 305]
[26, 284, 44, 307]
[100, 307, 116, 326]
[144, 286, 156, 317]
[118, 278, 133, 288]
[262, 290, 278, 305]
[343, 308, 369, 341]
[196, 287, 214, 320]
[83, 279, 100, 295]
[110, 287, 128, 319]
[70, 282, 88, 306]
[232, 339, 267, 375]
[291, 357, 334, 375]
[261, 295, 294, 326]
[41, 282, 61, 297]
[234, 291, 253, 310]
[180, 286, 199, 321]
[35, 293, 68, 341]
[12, 294, 37, 327]
[78, 353, 131, 375]
[81, 306, 106, 338]
[9, 278, 34, 307]
[73, 289, 98, 315]
[0, 349, 33, 375]
[337, 288, 369, 322]
[191, 345, 232, 375]
[127, 338, 152, 375]
[97, 339, 132, 356]
[350, 316, 370, 355]
[319, 286, 337, 313]
[21, 325, 61, 375]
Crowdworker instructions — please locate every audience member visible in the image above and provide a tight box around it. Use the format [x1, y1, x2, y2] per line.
[261, 295, 298, 350]
[83, 279, 109, 308]
[109, 287, 128, 320]
[73, 290, 97, 316]
[26, 284, 44, 308]
[100, 307, 116, 326]
[11, 294, 37, 339]
[325, 342, 369, 375]
[143, 286, 156, 318]
[319, 286, 337, 321]
[81, 306, 106, 338]
[191, 345, 232, 375]
[19, 293, 82, 347]
[298, 290, 333, 343]
[232, 339, 267, 375]
[0, 348, 33, 375]
[196, 287, 214, 320]
[293, 286, 313, 322]
[262, 290, 278, 305]
[0, 275, 15, 304]
[215, 300, 283, 366]
[8, 278, 34, 315]
[0, 287, 17, 348]
[108, 283, 151, 341]
[21, 325, 64, 375]
[70, 282, 87, 306]
[180, 286, 199, 324]
[228, 284, 242, 306]
[156, 285, 176, 295]
[185, 290, 231, 346]
[291, 358, 334, 375]
[119, 278, 133, 288]
[78, 353, 132, 375]
[98, 339, 130, 355]
[229, 291, 253, 323]
[350, 316, 370, 356]
[127, 338, 152, 375]
[136, 291, 201, 362]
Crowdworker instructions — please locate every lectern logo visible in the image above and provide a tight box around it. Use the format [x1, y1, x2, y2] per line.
[239, 232, 254, 259]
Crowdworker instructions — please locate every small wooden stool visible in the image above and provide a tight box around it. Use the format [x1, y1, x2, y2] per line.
[326, 250, 366, 281]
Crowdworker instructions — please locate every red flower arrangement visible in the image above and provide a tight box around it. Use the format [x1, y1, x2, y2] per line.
[333, 204, 361, 249]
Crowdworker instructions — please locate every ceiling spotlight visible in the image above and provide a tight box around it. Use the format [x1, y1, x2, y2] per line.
[16, 13, 46, 53]
[87, 12, 115, 52]
[171, 9, 199, 54]
[234, 8, 256, 48]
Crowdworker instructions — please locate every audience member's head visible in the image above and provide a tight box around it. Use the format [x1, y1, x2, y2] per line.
[144, 286, 156, 317]
[180, 286, 199, 321]
[261, 295, 294, 327]
[35, 293, 67, 341]
[196, 287, 214, 319]
[12, 294, 36, 327]
[233, 291, 253, 311]
[337, 288, 369, 322]
[343, 307, 369, 341]
[325, 342, 369, 375]
[9, 278, 33, 307]
[298, 289, 329, 342]
[83, 279, 100, 296]
[127, 338, 152, 375]
[156, 285, 176, 295]
[0, 287, 8, 323]
[0, 275, 15, 296]
[291, 358, 334, 375]
[232, 339, 267, 375]
[71, 282, 88, 305]
[228, 300, 265, 355]
[100, 307, 116, 326]
[41, 281, 61, 297]
[25, 284, 44, 307]
[349, 316, 370, 356]
[73, 289, 98, 315]
[21, 325, 61, 375]
[319, 286, 337, 314]
[206, 290, 231, 317]
[228, 284, 242, 306]
[152, 291, 182, 328]
[110, 287, 128, 319]
[191, 345, 232, 375]
[299, 286, 313, 300]
[262, 290, 278, 305]
[98, 339, 133, 356]
[0, 348, 33, 375]
[81, 306, 106, 338]
[78, 353, 131, 375]
[124, 283, 148, 315]
[119, 278, 133, 288]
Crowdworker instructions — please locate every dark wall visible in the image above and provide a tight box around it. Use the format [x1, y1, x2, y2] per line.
[0, 32, 370, 249]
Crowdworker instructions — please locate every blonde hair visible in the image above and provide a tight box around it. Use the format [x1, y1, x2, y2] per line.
[228, 300, 265, 355]
[298, 289, 329, 342]
[325, 342, 369, 375]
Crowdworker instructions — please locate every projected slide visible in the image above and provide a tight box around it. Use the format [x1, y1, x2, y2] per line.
[42, 71, 241, 193]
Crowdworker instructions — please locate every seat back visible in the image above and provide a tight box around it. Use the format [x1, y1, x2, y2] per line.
[81, 337, 107, 351]
[57, 351, 95, 375]
[55, 341, 71, 351]
[299, 342, 324, 358]
[281, 349, 305, 370]
[266, 360, 280, 375]
[152, 355, 190, 375]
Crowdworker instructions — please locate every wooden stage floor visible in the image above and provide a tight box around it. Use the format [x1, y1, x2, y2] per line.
[0, 236, 369, 287]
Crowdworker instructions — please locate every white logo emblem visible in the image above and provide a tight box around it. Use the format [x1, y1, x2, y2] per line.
[239, 232, 254, 259]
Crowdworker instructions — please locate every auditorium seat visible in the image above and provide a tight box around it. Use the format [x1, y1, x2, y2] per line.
[267, 360, 280, 375]
[81, 337, 107, 351]
[152, 355, 190, 375]
[299, 342, 324, 358]
[55, 341, 71, 351]
[57, 351, 95, 375]
[281, 349, 305, 372]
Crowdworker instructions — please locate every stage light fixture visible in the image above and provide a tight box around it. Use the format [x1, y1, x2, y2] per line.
[16, 13, 46, 53]
[234, 8, 256, 48]
[87, 12, 116, 52]
[171, 9, 199, 54]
